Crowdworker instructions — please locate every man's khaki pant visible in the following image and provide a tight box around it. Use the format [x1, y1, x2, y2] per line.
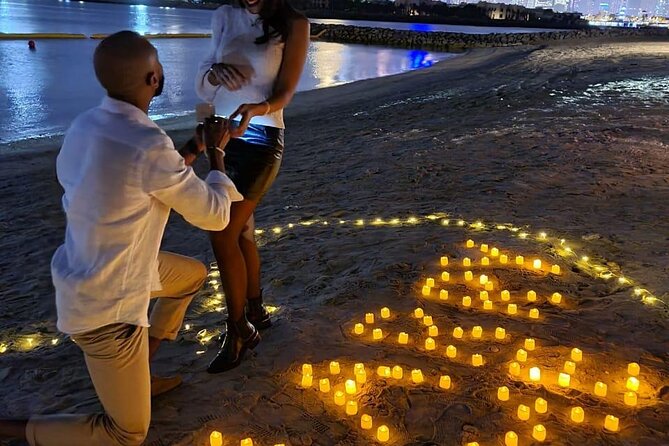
[26, 252, 207, 446]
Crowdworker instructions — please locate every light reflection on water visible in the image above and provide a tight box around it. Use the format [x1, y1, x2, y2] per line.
[555, 76, 669, 108]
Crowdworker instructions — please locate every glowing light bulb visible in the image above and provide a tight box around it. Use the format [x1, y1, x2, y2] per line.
[466, 239, 475, 248]
[535, 397, 547, 414]
[505, 431, 518, 446]
[453, 327, 464, 339]
[392, 365, 403, 379]
[551, 265, 561, 274]
[373, 328, 383, 340]
[533, 259, 542, 270]
[425, 337, 436, 351]
[354, 323, 364, 335]
[301, 374, 312, 388]
[529, 367, 541, 382]
[346, 400, 358, 416]
[507, 304, 517, 315]
[571, 348, 583, 362]
[479, 274, 489, 285]
[529, 308, 540, 319]
[564, 361, 576, 374]
[423, 315, 433, 326]
[551, 292, 562, 304]
[501, 290, 511, 301]
[472, 354, 483, 367]
[515, 256, 524, 266]
[210, 431, 223, 446]
[439, 375, 452, 389]
[481, 257, 490, 266]
[381, 307, 390, 319]
[527, 290, 537, 302]
[365, 313, 374, 324]
[463, 257, 472, 267]
[334, 391, 346, 406]
[398, 332, 409, 345]
[472, 326, 483, 339]
[361, 414, 373, 430]
[509, 361, 521, 376]
[426, 278, 435, 288]
[571, 407, 585, 423]
[462, 296, 472, 307]
[465, 271, 473, 281]
[484, 300, 493, 310]
[428, 325, 439, 337]
[411, 369, 424, 384]
[628, 362, 640, 377]
[377, 425, 389, 443]
[441, 272, 450, 282]
[524, 338, 536, 351]
[594, 381, 607, 397]
[624, 391, 637, 406]
[491, 247, 500, 257]
[414, 308, 424, 318]
[240, 437, 253, 446]
[439, 289, 449, 300]
[498, 386, 510, 401]
[495, 327, 506, 340]
[532, 424, 547, 442]
[446, 345, 457, 359]
[302, 364, 313, 375]
[516, 349, 528, 362]
[440, 256, 449, 266]
[626, 377, 640, 392]
[422, 285, 431, 296]
[480, 244, 489, 252]
[377, 366, 391, 378]
[500, 254, 509, 264]
[558, 373, 571, 388]
[329, 361, 340, 375]
[604, 415, 619, 432]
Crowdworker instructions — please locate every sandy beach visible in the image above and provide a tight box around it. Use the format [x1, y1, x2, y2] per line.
[1, 40, 668, 446]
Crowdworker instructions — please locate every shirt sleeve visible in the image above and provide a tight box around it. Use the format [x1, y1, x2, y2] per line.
[142, 140, 243, 231]
[195, 7, 225, 103]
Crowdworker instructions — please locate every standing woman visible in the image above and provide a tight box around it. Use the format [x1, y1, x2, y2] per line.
[195, 0, 309, 373]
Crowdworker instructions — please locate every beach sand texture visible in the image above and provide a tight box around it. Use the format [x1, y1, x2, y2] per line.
[1, 41, 668, 445]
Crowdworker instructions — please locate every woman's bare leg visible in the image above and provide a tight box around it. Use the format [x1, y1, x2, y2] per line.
[239, 230, 261, 301]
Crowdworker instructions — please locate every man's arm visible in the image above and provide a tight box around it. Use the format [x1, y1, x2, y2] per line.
[177, 137, 200, 166]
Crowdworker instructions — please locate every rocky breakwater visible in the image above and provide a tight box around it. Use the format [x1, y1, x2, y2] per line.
[309, 24, 669, 51]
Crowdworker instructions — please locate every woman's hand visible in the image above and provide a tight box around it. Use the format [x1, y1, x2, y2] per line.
[228, 102, 270, 138]
[208, 63, 250, 91]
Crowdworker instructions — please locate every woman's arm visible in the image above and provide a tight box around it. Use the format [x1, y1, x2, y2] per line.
[229, 16, 310, 137]
[195, 8, 225, 102]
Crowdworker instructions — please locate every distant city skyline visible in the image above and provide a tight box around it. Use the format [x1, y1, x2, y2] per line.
[442, 0, 669, 16]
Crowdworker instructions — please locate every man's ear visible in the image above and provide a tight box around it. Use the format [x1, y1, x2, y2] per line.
[146, 72, 158, 87]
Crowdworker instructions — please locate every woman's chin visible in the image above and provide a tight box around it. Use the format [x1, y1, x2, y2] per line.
[244, 0, 262, 13]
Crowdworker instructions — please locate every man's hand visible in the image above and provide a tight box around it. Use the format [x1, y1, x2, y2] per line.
[208, 63, 252, 91]
[229, 102, 270, 138]
[203, 116, 230, 150]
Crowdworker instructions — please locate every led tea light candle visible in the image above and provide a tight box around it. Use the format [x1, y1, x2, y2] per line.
[361, 414, 373, 430]
[330, 361, 340, 375]
[516, 256, 524, 266]
[481, 244, 489, 252]
[626, 377, 640, 392]
[604, 415, 619, 432]
[594, 382, 608, 397]
[346, 400, 358, 416]
[527, 290, 537, 302]
[495, 327, 506, 340]
[551, 265, 561, 274]
[466, 443, 479, 446]
[517, 404, 530, 421]
[507, 304, 518, 315]
[624, 391, 637, 406]
[439, 375, 452, 389]
[411, 369, 424, 384]
[423, 315, 433, 326]
[301, 374, 312, 388]
[564, 361, 576, 375]
[532, 424, 547, 442]
[472, 326, 483, 339]
[319, 378, 331, 393]
[345, 379, 357, 395]
[535, 397, 547, 414]
[210, 431, 223, 446]
[377, 425, 389, 443]
[241, 438, 253, 446]
[571, 348, 583, 362]
[472, 354, 483, 367]
[558, 373, 571, 388]
[355, 363, 365, 374]
[628, 362, 640, 377]
[509, 361, 521, 376]
[524, 338, 536, 351]
[485, 282, 494, 291]
[355, 370, 367, 384]
[365, 313, 374, 324]
[466, 239, 475, 248]
[381, 307, 391, 319]
[354, 324, 364, 335]
[481, 257, 490, 266]
[446, 345, 457, 358]
[571, 407, 585, 423]
[479, 274, 489, 285]
[551, 292, 562, 304]
[453, 327, 464, 339]
[530, 367, 541, 383]
[480, 291, 489, 301]
[422, 285, 431, 296]
[463, 257, 472, 267]
[441, 256, 449, 266]
[392, 365, 403, 379]
[500, 254, 509, 264]
[462, 296, 472, 307]
[428, 325, 439, 337]
[334, 390, 346, 406]
[465, 271, 473, 281]
[398, 332, 409, 345]
[441, 272, 450, 282]
[440, 289, 449, 301]
[425, 337, 436, 351]
[377, 366, 391, 378]
[302, 364, 313, 375]
[505, 431, 518, 446]
[373, 329, 383, 340]
[491, 247, 500, 257]
[529, 308, 540, 319]
[498, 386, 510, 401]
[516, 349, 528, 362]
[484, 300, 493, 311]
[533, 259, 542, 270]
[414, 308, 424, 319]
[426, 278, 435, 288]
[501, 290, 511, 301]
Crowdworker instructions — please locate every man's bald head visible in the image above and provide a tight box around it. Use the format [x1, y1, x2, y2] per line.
[94, 31, 162, 100]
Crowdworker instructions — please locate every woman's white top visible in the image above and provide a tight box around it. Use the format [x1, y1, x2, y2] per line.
[196, 5, 286, 129]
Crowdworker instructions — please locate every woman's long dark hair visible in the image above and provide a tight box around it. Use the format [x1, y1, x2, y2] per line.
[236, 0, 300, 44]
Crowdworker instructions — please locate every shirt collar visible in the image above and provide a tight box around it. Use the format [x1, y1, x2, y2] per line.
[99, 96, 158, 129]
